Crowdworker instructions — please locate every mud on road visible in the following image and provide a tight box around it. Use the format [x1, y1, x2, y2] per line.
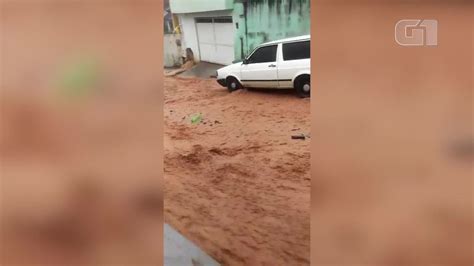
[164, 77, 311, 265]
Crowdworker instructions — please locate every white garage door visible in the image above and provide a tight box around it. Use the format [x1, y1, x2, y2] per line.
[196, 17, 234, 65]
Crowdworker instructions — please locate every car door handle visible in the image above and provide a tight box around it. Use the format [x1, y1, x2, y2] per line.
[268, 64, 276, 68]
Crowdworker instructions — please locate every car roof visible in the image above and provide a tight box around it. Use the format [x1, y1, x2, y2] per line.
[259, 35, 310, 46]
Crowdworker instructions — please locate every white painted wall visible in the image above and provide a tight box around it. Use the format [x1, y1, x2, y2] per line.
[164, 34, 183, 67]
[170, 0, 232, 14]
[177, 10, 233, 63]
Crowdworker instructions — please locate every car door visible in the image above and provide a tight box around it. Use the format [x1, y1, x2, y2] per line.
[277, 40, 310, 88]
[240, 44, 278, 88]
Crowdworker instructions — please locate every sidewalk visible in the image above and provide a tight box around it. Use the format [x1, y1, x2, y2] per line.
[164, 224, 220, 266]
[178, 62, 224, 78]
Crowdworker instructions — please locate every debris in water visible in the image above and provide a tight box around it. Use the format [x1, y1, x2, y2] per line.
[190, 113, 202, 124]
[291, 134, 306, 140]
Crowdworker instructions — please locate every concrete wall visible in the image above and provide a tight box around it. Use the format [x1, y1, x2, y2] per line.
[233, 0, 310, 59]
[172, 0, 310, 63]
[170, 0, 233, 14]
[177, 10, 233, 63]
[164, 34, 183, 67]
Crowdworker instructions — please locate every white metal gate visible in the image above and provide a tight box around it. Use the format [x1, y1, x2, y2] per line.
[196, 17, 234, 65]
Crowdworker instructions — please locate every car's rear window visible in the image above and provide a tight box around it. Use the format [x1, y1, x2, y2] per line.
[283, 41, 310, 61]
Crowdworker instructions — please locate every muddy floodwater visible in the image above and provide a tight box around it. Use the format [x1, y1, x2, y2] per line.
[164, 77, 311, 265]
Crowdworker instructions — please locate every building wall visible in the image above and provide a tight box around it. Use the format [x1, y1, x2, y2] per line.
[177, 10, 234, 63]
[170, 0, 233, 14]
[233, 0, 310, 60]
[164, 34, 183, 67]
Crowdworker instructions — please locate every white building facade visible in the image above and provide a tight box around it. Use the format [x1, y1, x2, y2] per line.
[170, 0, 236, 65]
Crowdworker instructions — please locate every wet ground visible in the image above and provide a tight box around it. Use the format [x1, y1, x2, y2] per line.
[164, 76, 310, 265]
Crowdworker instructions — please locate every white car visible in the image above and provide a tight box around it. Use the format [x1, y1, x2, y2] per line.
[216, 35, 310, 97]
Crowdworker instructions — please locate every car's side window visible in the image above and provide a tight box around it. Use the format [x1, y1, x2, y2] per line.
[283, 41, 310, 61]
[247, 45, 277, 64]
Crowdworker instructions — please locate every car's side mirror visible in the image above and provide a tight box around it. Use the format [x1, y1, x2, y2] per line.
[242, 58, 249, 65]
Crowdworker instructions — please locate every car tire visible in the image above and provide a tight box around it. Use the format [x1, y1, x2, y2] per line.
[295, 75, 311, 98]
[295, 76, 310, 98]
[226, 77, 242, 92]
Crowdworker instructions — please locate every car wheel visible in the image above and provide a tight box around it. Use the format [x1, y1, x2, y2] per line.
[226, 77, 241, 92]
[295, 76, 310, 98]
